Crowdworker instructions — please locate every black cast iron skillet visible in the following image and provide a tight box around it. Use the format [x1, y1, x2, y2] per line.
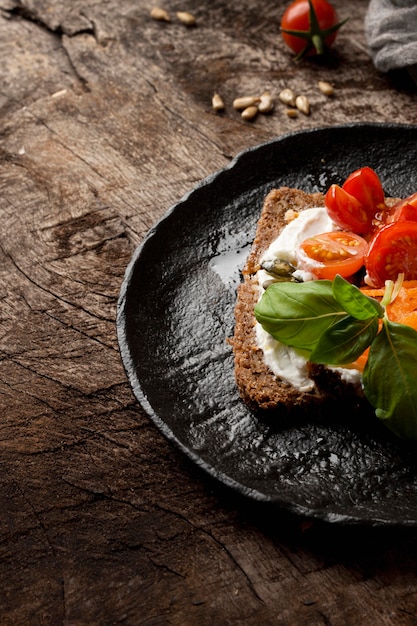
[117, 123, 417, 526]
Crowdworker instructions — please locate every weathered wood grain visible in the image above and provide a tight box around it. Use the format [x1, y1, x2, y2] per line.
[1, 0, 417, 623]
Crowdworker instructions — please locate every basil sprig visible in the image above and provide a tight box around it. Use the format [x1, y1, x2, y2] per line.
[255, 274, 417, 440]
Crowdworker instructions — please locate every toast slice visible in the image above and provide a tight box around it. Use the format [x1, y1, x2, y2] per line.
[230, 187, 366, 416]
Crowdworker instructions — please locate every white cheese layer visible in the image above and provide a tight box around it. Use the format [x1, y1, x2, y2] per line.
[260, 206, 336, 282]
[255, 322, 316, 392]
[256, 207, 362, 391]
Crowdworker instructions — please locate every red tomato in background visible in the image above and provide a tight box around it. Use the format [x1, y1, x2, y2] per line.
[365, 221, 417, 287]
[281, 0, 345, 58]
[299, 231, 368, 280]
[325, 167, 386, 236]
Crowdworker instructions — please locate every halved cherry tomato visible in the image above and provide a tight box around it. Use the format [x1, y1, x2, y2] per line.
[387, 192, 417, 223]
[280, 0, 346, 59]
[343, 167, 385, 214]
[324, 167, 386, 235]
[299, 231, 368, 279]
[325, 184, 371, 233]
[365, 221, 417, 287]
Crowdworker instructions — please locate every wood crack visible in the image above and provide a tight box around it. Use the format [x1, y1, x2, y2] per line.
[0, 242, 116, 327]
[153, 502, 266, 604]
[4, 1, 94, 38]
[3, 1, 94, 91]
[12, 477, 58, 558]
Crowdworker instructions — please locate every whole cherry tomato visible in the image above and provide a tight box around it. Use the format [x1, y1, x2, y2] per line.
[365, 221, 417, 287]
[299, 231, 368, 280]
[280, 0, 347, 59]
[325, 167, 386, 236]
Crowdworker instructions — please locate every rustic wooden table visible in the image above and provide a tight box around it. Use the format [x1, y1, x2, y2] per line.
[1, 0, 417, 623]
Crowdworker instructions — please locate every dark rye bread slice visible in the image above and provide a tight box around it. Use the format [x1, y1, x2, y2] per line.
[230, 187, 368, 416]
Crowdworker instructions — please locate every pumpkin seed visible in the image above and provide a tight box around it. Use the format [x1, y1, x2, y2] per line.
[261, 259, 301, 283]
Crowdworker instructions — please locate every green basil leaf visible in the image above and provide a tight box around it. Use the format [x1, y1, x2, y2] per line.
[332, 274, 384, 319]
[362, 319, 417, 440]
[254, 280, 346, 350]
[310, 315, 378, 365]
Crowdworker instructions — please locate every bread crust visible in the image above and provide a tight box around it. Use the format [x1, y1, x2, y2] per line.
[230, 187, 364, 415]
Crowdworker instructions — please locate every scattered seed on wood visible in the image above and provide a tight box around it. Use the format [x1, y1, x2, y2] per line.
[233, 96, 260, 111]
[176, 11, 196, 26]
[150, 7, 170, 21]
[279, 88, 297, 107]
[258, 92, 274, 114]
[318, 81, 334, 96]
[295, 95, 310, 115]
[285, 108, 298, 118]
[212, 93, 225, 112]
[241, 105, 258, 121]
[51, 89, 67, 98]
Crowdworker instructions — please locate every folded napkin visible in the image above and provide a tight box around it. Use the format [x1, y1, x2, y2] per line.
[365, 0, 417, 77]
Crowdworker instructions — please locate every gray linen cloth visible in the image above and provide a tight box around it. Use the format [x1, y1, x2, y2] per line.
[365, 0, 417, 75]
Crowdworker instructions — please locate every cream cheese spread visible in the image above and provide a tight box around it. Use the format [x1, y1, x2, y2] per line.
[260, 206, 336, 282]
[255, 207, 362, 391]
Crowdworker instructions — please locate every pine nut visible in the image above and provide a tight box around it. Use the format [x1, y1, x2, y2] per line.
[150, 7, 170, 21]
[279, 88, 297, 107]
[233, 96, 260, 110]
[318, 80, 334, 96]
[212, 93, 225, 112]
[176, 11, 196, 26]
[258, 91, 274, 114]
[295, 95, 310, 115]
[241, 105, 258, 121]
[285, 108, 298, 118]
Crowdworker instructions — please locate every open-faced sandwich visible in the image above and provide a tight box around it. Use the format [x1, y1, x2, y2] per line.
[230, 167, 417, 439]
